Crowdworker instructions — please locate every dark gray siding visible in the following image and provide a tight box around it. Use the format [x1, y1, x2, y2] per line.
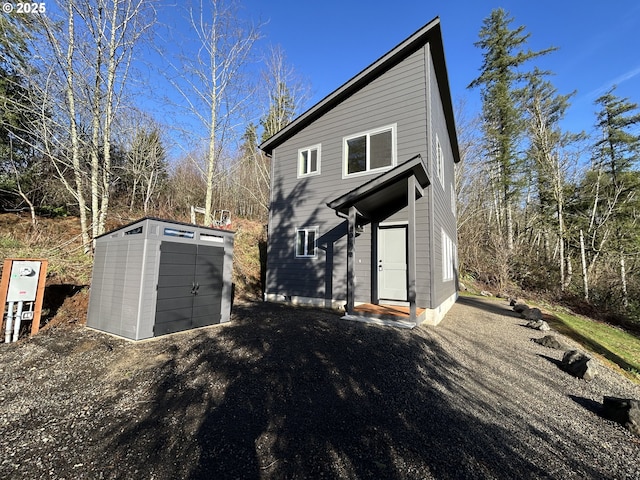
[267, 46, 431, 305]
[427, 45, 458, 307]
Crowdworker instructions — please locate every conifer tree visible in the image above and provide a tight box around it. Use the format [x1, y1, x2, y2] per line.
[469, 8, 556, 250]
[590, 86, 640, 307]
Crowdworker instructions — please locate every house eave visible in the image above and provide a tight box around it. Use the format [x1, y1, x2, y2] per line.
[326, 154, 430, 222]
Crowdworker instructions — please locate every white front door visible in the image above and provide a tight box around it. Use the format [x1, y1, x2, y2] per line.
[378, 226, 407, 301]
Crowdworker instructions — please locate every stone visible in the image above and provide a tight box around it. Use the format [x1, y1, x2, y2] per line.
[458, 282, 467, 291]
[533, 335, 570, 350]
[526, 320, 550, 331]
[480, 290, 492, 297]
[561, 350, 597, 381]
[513, 302, 529, 313]
[522, 307, 543, 321]
[602, 397, 640, 436]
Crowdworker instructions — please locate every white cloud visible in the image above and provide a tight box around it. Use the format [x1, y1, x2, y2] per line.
[584, 65, 640, 100]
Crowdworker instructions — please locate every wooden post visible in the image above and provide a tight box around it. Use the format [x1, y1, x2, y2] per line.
[31, 260, 48, 336]
[346, 206, 357, 314]
[407, 176, 418, 322]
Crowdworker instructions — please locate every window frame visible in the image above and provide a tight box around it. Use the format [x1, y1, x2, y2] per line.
[342, 124, 397, 178]
[442, 228, 455, 282]
[294, 226, 318, 258]
[435, 134, 444, 187]
[297, 144, 321, 178]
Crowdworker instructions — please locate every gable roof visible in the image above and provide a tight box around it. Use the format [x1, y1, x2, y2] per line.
[259, 17, 460, 164]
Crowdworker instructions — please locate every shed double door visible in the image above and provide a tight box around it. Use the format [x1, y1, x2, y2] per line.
[155, 242, 224, 336]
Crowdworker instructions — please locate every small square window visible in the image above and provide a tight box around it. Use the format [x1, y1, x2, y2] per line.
[295, 227, 317, 258]
[298, 145, 321, 177]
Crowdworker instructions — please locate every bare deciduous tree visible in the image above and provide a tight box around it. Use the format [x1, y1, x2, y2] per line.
[168, 0, 260, 226]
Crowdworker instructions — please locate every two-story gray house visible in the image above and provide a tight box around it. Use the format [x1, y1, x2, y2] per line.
[260, 17, 460, 326]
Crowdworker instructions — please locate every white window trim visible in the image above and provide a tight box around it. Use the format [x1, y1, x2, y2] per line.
[435, 134, 444, 187]
[295, 226, 318, 258]
[342, 123, 397, 178]
[442, 228, 454, 282]
[451, 182, 456, 216]
[297, 144, 321, 178]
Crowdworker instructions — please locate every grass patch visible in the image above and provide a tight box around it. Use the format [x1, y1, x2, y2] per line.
[547, 310, 640, 383]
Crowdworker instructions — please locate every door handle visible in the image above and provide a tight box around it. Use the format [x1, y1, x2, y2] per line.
[378, 260, 383, 271]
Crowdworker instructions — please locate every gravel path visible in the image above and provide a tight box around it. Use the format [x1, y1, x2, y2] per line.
[1, 296, 639, 479]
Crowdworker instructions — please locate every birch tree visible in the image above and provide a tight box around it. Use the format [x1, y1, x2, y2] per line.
[522, 70, 578, 289]
[169, 0, 260, 226]
[28, 0, 155, 252]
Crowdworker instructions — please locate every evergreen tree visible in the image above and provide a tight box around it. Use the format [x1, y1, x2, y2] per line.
[590, 86, 640, 308]
[0, 14, 42, 213]
[260, 81, 296, 143]
[469, 8, 556, 250]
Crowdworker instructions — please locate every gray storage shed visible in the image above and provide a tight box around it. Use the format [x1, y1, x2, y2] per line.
[87, 217, 234, 340]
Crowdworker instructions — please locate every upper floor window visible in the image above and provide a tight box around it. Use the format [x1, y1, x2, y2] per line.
[298, 145, 321, 177]
[343, 124, 396, 177]
[435, 134, 444, 186]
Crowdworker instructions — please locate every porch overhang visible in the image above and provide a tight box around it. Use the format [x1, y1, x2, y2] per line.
[326, 154, 430, 222]
[326, 154, 430, 325]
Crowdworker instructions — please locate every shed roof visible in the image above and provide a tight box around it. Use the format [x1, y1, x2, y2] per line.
[259, 17, 460, 164]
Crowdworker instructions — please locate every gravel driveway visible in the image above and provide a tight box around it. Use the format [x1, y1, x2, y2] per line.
[1, 296, 639, 479]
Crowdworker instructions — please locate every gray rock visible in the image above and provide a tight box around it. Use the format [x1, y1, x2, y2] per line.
[522, 307, 543, 321]
[513, 302, 529, 313]
[533, 335, 570, 350]
[561, 350, 597, 381]
[602, 397, 640, 436]
[458, 282, 467, 291]
[526, 320, 550, 331]
[480, 290, 492, 297]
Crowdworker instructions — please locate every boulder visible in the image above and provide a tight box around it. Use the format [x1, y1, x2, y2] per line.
[521, 307, 543, 321]
[513, 302, 529, 313]
[602, 397, 640, 436]
[533, 335, 570, 350]
[526, 319, 550, 331]
[480, 290, 492, 297]
[458, 282, 467, 291]
[561, 350, 597, 381]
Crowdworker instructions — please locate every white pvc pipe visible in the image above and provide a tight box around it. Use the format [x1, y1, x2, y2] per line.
[12, 301, 24, 343]
[5, 301, 14, 343]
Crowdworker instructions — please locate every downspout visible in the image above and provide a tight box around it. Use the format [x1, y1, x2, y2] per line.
[333, 208, 356, 314]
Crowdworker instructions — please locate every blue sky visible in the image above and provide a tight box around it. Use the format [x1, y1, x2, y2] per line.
[238, 0, 640, 138]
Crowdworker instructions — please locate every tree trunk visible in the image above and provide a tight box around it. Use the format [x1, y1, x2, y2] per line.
[620, 252, 629, 308]
[65, 3, 91, 253]
[580, 229, 589, 301]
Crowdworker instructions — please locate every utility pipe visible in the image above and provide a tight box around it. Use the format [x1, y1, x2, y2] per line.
[12, 301, 24, 343]
[5, 301, 14, 343]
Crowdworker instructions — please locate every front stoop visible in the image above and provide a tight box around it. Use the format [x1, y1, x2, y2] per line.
[340, 303, 427, 329]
